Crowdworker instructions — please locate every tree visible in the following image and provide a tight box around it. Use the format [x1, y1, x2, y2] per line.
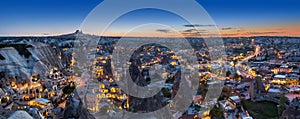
[198, 80, 208, 98]
[233, 73, 239, 80]
[162, 88, 171, 98]
[210, 105, 224, 119]
[222, 87, 232, 99]
[278, 94, 288, 116]
[226, 70, 231, 77]
[63, 83, 76, 95]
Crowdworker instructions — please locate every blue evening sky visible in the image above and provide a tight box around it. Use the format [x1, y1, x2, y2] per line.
[0, 0, 299, 36]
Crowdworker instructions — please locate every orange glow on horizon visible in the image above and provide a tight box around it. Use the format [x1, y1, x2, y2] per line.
[219, 24, 300, 37]
[3, 24, 299, 38]
[102, 24, 300, 38]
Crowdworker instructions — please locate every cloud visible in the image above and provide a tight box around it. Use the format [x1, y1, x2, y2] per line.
[221, 33, 239, 37]
[221, 27, 235, 30]
[180, 28, 210, 37]
[156, 29, 171, 33]
[43, 33, 49, 35]
[183, 29, 195, 33]
[182, 33, 204, 37]
[183, 29, 207, 33]
[183, 24, 216, 27]
[181, 32, 220, 37]
[249, 31, 281, 35]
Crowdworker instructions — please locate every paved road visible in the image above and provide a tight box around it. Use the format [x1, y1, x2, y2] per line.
[235, 45, 261, 78]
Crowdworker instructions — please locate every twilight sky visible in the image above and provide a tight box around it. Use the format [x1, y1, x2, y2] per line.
[0, 0, 299, 37]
